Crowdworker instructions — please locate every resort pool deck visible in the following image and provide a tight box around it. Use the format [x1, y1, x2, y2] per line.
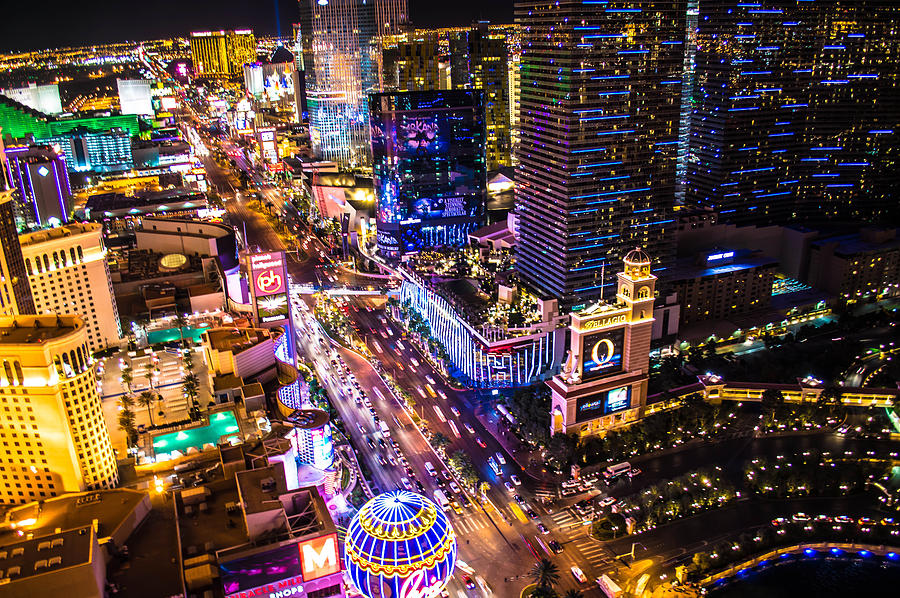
[152, 411, 241, 459]
[147, 324, 211, 345]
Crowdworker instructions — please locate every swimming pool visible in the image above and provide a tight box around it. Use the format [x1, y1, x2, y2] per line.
[152, 411, 240, 458]
[147, 324, 211, 345]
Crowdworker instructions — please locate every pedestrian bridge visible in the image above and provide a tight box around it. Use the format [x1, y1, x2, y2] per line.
[290, 284, 385, 296]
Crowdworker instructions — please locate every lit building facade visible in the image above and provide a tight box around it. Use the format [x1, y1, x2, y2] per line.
[0, 190, 35, 315]
[686, 1, 900, 225]
[3, 143, 72, 228]
[189, 30, 257, 81]
[371, 90, 487, 256]
[298, 0, 378, 166]
[549, 250, 656, 436]
[0, 314, 118, 505]
[396, 270, 567, 388]
[514, 1, 684, 309]
[451, 26, 512, 169]
[19, 223, 121, 353]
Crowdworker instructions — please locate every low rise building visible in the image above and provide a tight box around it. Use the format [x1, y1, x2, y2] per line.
[663, 250, 778, 327]
[807, 228, 900, 303]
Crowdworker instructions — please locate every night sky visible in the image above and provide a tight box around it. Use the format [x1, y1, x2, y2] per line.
[2, 1, 516, 52]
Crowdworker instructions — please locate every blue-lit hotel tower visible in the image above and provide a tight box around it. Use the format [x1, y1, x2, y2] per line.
[371, 90, 487, 257]
[513, 1, 685, 309]
[686, 1, 900, 225]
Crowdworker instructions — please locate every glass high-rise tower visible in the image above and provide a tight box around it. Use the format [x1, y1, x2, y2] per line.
[298, 0, 408, 167]
[514, 1, 685, 309]
[686, 1, 900, 225]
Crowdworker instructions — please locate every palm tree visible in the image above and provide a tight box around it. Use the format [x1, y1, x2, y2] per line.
[431, 433, 451, 454]
[173, 313, 189, 348]
[562, 590, 582, 598]
[118, 394, 135, 412]
[529, 559, 561, 590]
[144, 362, 157, 391]
[121, 363, 133, 393]
[117, 409, 137, 447]
[137, 390, 156, 427]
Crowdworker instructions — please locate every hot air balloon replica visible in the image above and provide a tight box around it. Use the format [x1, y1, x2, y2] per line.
[344, 490, 457, 598]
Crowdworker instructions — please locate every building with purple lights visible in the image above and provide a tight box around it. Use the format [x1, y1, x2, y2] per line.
[3, 143, 72, 228]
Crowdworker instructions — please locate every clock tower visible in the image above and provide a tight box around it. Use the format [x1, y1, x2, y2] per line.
[549, 249, 656, 436]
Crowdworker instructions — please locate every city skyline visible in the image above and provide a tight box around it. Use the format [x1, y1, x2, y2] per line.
[0, 2, 899, 598]
[1, 1, 516, 52]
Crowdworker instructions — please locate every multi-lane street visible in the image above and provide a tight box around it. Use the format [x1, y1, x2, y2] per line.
[186, 117, 900, 598]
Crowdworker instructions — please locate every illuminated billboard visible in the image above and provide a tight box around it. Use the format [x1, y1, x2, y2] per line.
[220, 544, 303, 598]
[575, 385, 632, 423]
[581, 328, 624, 381]
[250, 252, 287, 297]
[371, 90, 487, 256]
[299, 533, 341, 581]
[248, 251, 291, 331]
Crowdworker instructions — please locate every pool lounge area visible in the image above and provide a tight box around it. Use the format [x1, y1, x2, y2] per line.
[146, 323, 211, 345]
[152, 411, 241, 460]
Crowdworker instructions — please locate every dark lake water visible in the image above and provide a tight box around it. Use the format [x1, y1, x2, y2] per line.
[709, 558, 900, 597]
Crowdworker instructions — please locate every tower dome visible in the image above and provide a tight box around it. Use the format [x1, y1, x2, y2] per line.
[623, 247, 652, 267]
[344, 490, 457, 598]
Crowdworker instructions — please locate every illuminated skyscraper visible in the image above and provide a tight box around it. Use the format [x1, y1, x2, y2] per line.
[0, 190, 35, 315]
[189, 30, 256, 81]
[0, 314, 118, 505]
[20, 223, 121, 353]
[514, 1, 684, 309]
[298, 0, 376, 166]
[298, 1, 407, 166]
[686, 1, 900, 225]
[451, 25, 512, 169]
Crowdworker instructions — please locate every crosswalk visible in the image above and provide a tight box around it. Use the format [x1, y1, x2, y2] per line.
[450, 512, 490, 534]
[571, 537, 614, 568]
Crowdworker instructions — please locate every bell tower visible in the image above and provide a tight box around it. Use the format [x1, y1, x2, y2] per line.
[548, 249, 656, 437]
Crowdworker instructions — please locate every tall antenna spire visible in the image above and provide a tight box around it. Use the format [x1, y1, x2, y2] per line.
[600, 262, 605, 302]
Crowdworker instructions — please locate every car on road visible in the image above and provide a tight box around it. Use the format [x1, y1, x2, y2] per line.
[387, 454, 396, 466]
[449, 481, 461, 494]
[571, 566, 587, 583]
[504, 481, 515, 492]
[357, 423, 366, 434]
[400, 477, 413, 491]
[548, 540, 563, 554]
[463, 576, 476, 590]
[510, 474, 521, 486]
[377, 455, 387, 466]
[442, 470, 453, 481]
[527, 509, 538, 520]
[833, 515, 853, 524]
[599, 497, 616, 508]
[464, 423, 475, 435]
[537, 523, 550, 535]
[450, 406, 461, 417]
[410, 357, 419, 367]
[415, 480, 425, 493]
[514, 494, 526, 505]
[792, 512, 810, 523]
[475, 437, 487, 448]
[437, 390, 447, 400]
[366, 438, 376, 449]
[628, 467, 642, 478]
[378, 438, 387, 449]
[426, 375, 436, 384]
[459, 495, 471, 508]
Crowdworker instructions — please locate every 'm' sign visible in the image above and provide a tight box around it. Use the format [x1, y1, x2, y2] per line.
[299, 533, 340, 581]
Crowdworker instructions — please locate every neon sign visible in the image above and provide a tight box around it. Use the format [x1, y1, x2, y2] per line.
[299, 534, 340, 580]
[256, 269, 284, 295]
[399, 568, 445, 598]
[707, 251, 735, 262]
